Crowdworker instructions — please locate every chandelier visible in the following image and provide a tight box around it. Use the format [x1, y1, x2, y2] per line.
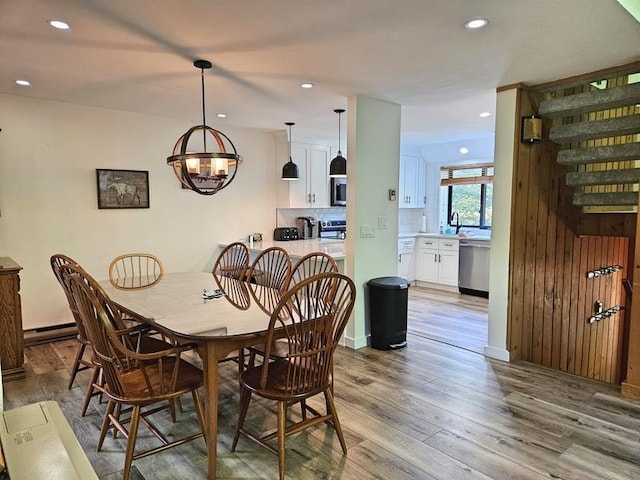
[167, 60, 241, 195]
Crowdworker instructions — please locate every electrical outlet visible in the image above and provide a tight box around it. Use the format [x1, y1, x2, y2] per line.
[378, 215, 388, 229]
[360, 224, 376, 238]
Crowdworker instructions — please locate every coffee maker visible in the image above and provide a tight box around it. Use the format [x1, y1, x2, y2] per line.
[296, 216, 319, 239]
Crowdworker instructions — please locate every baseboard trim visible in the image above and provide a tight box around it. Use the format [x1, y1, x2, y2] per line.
[342, 334, 369, 350]
[484, 345, 511, 362]
[24, 323, 78, 347]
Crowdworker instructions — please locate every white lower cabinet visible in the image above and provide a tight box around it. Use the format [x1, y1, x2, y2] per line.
[417, 238, 459, 288]
[397, 237, 416, 281]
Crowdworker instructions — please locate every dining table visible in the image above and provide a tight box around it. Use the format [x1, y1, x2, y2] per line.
[101, 271, 278, 479]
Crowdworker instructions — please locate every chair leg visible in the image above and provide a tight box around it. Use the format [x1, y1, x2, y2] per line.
[238, 348, 246, 374]
[122, 405, 141, 480]
[324, 388, 347, 454]
[68, 342, 86, 389]
[192, 389, 207, 445]
[231, 387, 252, 451]
[97, 400, 116, 451]
[81, 365, 101, 416]
[277, 400, 287, 480]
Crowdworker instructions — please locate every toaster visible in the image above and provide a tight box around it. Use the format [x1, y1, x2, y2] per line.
[273, 227, 299, 241]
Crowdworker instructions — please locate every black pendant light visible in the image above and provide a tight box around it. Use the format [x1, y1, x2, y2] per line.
[281, 122, 299, 180]
[166, 59, 241, 195]
[329, 108, 347, 178]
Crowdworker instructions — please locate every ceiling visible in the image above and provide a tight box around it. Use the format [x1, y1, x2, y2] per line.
[2, 0, 639, 161]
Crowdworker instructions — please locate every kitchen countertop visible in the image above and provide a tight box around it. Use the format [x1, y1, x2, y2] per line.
[220, 239, 345, 260]
[399, 232, 491, 242]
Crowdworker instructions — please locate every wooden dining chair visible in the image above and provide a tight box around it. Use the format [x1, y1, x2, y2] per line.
[246, 246, 292, 314]
[68, 273, 206, 480]
[108, 253, 164, 290]
[231, 272, 356, 480]
[58, 262, 175, 417]
[50, 254, 102, 414]
[212, 242, 251, 370]
[245, 247, 292, 368]
[286, 252, 338, 288]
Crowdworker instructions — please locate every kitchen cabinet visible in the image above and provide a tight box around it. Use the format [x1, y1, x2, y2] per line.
[0, 257, 25, 381]
[397, 237, 416, 282]
[276, 141, 331, 208]
[399, 156, 426, 208]
[417, 237, 459, 288]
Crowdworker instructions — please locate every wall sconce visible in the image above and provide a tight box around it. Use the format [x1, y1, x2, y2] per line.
[521, 115, 542, 144]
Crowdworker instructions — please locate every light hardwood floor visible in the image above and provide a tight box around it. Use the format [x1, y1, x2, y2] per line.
[3, 295, 640, 479]
[407, 286, 489, 354]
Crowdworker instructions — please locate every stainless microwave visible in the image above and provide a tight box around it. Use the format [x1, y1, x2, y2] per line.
[330, 178, 346, 206]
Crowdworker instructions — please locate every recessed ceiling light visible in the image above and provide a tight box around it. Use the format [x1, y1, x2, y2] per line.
[216, 113, 227, 118]
[459, 147, 469, 154]
[15, 79, 30, 86]
[464, 18, 489, 29]
[479, 112, 492, 118]
[48, 19, 70, 30]
[300, 83, 314, 89]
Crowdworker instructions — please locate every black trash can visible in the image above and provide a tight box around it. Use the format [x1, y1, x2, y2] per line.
[367, 276, 409, 350]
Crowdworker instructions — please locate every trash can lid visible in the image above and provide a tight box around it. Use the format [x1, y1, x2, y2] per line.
[367, 276, 410, 289]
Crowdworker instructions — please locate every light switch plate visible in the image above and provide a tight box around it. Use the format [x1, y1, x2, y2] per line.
[378, 216, 388, 229]
[360, 225, 376, 238]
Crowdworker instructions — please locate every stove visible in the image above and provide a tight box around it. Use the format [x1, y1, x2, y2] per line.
[319, 219, 346, 239]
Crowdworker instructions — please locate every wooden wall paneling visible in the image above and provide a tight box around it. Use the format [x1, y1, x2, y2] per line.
[622, 193, 640, 398]
[532, 157, 549, 366]
[560, 223, 575, 373]
[546, 136, 564, 371]
[507, 89, 530, 360]
[567, 230, 582, 374]
[602, 238, 615, 382]
[552, 189, 567, 371]
[575, 237, 590, 376]
[588, 236, 604, 380]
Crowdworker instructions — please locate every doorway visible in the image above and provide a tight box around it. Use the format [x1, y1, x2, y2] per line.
[407, 286, 488, 354]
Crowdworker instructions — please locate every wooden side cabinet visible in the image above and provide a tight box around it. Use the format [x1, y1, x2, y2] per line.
[0, 257, 25, 381]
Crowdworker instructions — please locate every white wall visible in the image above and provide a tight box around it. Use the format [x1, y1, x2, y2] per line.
[345, 95, 401, 348]
[0, 95, 276, 330]
[485, 88, 517, 362]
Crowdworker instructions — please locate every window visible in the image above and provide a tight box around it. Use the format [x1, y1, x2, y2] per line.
[441, 163, 493, 229]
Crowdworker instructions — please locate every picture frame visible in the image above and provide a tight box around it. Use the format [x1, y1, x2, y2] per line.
[96, 169, 150, 209]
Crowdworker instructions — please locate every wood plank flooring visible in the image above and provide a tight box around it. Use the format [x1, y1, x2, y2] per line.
[3, 293, 640, 479]
[408, 286, 488, 354]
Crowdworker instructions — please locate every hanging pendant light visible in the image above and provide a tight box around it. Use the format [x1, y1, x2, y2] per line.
[281, 122, 299, 180]
[167, 59, 242, 195]
[329, 108, 347, 178]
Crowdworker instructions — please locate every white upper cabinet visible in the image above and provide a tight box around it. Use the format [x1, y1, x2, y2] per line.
[399, 156, 426, 208]
[276, 139, 331, 208]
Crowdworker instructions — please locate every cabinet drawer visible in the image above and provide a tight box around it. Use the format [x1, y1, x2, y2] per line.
[398, 238, 416, 252]
[438, 239, 459, 250]
[418, 238, 438, 249]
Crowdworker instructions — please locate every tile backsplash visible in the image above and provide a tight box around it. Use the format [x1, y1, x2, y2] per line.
[276, 208, 346, 227]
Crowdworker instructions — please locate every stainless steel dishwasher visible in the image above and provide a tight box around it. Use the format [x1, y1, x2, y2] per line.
[458, 239, 491, 297]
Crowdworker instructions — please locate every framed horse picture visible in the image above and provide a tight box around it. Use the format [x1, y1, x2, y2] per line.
[96, 169, 150, 209]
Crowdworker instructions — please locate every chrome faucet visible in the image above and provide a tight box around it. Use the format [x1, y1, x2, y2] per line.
[450, 212, 461, 234]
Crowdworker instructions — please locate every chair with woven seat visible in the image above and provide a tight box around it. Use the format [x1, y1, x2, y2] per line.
[50, 254, 103, 415]
[285, 252, 338, 288]
[109, 253, 164, 290]
[231, 272, 356, 480]
[68, 272, 206, 480]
